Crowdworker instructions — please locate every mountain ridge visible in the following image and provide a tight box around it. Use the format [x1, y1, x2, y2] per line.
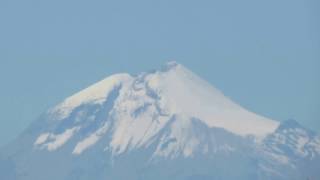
[0, 61, 319, 180]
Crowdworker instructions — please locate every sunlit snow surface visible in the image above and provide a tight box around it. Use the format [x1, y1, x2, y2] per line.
[1, 62, 319, 180]
[38, 62, 281, 156]
[34, 126, 80, 151]
[50, 73, 133, 120]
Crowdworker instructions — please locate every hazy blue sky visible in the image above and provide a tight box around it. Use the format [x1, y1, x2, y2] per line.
[0, 0, 319, 147]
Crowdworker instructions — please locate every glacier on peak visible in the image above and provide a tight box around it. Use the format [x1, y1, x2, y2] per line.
[36, 61, 280, 156]
[1, 62, 319, 180]
[53, 61, 278, 135]
[50, 73, 133, 120]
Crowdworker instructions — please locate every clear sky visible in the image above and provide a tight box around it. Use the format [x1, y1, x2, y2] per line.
[0, 0, 319, 147]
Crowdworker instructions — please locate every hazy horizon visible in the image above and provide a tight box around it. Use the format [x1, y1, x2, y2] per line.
[1, 0, 319, 147]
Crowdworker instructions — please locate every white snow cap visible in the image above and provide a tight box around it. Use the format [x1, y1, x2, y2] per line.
[143, 61, 279, 137]
[42, 61, 280, 154]
[53, 61, 279, 137]
[50, 73, 133, 119]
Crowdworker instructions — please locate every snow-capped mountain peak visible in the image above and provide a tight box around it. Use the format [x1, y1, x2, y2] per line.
[1, 62, 319, 180]
[142, 62, 279, 137]
[33, 62, 281, 158]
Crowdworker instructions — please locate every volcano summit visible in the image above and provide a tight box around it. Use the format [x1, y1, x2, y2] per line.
[0, 62, 319, 180]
